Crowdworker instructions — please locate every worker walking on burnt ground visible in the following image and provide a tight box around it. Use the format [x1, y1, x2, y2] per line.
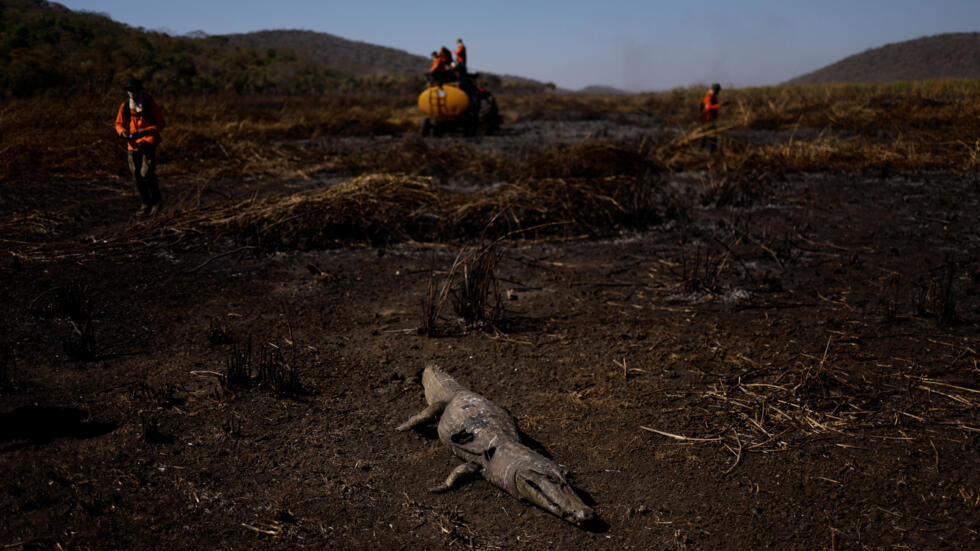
[700, 83, 723, 152]
[115, 78, 165, 217]
[429, 47, 454, 84]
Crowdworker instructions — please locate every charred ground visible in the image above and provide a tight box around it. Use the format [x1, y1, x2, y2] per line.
[1, 83, 978, 549]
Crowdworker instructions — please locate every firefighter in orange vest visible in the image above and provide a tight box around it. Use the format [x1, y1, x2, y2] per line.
[701, 83, 722, 122]
[454, 38, 467, 74]
[429, 47, 453, 83]
[115, 78, 166, 216]
[700, 83, 722, 151]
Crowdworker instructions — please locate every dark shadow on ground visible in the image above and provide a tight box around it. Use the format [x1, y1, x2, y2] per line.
[493, 315, 547, 334]
[0, 406, 116, 449]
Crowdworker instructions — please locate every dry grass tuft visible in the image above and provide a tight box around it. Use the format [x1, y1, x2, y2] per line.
[419, 243, 505, 336]
[644, 336, 978, 469]
[526, 143, 653, 179]
[86, 173, 669, 251]
[4, 81, 979, 189]
[5, 81, 980, 259]
[224, 338, 304, 398]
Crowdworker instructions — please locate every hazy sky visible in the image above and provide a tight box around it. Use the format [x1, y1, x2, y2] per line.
[60, 0, 980, 91]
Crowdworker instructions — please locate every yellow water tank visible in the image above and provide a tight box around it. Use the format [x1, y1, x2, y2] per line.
[418, 83, 471, 122]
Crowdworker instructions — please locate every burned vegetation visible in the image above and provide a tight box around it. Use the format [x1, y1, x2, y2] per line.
[0, 82, 978, 550]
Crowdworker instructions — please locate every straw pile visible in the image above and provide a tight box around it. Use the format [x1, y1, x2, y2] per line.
[146, 172, 669, 250]
[222, 174, 447, 248]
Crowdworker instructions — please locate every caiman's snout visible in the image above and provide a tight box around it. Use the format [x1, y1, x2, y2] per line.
[515, 467, 594, 526]
[569, 506, 595, 525]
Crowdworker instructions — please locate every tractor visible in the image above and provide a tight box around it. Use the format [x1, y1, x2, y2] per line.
[417, 76, 500, 137]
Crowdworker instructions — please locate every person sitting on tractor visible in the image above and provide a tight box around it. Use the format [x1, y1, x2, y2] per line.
[429, 47, 453, 84]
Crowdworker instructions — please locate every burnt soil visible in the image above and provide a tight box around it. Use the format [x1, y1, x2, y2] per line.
[1, 119, 978, 550]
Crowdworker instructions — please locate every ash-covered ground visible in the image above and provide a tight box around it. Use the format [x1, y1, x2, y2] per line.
[1, 115, 978, 550]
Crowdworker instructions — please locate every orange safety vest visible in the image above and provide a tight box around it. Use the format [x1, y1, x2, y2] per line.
[700, 90, 720, 122]
[455, 43, 466, 65]
[430, 50, 452, 73]
[115, 97, 165, 151]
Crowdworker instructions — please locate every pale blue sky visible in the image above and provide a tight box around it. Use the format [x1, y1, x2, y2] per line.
[60, 0, 980, 91]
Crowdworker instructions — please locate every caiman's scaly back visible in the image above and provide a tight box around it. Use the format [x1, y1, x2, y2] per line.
[398, 363, 596, 527]
[421, 364, 464, 405]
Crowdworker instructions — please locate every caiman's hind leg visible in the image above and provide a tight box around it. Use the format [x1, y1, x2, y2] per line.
[429, 462, 480, 494]
[396, 401, 447, 432]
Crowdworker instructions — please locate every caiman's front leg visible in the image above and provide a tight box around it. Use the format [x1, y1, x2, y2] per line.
[396, 401, 447, 432]
[429, 462, 480, 494]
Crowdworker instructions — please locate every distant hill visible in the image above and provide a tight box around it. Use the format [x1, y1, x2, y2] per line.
[786, 33, 980, 85]
[0, 0, 545, 97]
[0, 0, 355, 96]
[577, 85, 627, 94]
[222, 30, 547, 90]
[223, 30, 429, 77]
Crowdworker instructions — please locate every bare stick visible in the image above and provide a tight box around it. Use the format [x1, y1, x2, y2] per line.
[241, 522, 282, 536]
[810, 476, 842, 485]
[613, 357, 627, 379]
[819, 336, 832, 368]
[723, 430, 743, 475]
[640, 426, 722, 442]
[915, 377, 980, 395]
[915, 385, 974, 406]
[190, 370, 224, 378]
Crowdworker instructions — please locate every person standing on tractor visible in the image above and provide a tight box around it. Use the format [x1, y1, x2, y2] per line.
[454, 38, 467, 75]
[115, 78, 166, 217]
[429, 47, 453, 83]
[453, 38, 477, 93]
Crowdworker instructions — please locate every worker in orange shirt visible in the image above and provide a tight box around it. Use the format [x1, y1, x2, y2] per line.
[429, 47, 453, 83]
[700, 83, 722, 152]
[700, 83, 722, 122]
[114, 78, 166, 216]
[454, 38, 467, 75]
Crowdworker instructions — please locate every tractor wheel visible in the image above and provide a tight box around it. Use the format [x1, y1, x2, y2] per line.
[420, 117, 433, 137]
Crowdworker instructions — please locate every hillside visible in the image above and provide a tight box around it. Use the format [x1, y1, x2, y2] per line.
[222, 30, 549, 91]
[0, 0, 356, 96]
[223, 30, 429, 77]
[0, 0, 545, 97]
[577, 85, 627, 94]
[786, 32, 980, 85]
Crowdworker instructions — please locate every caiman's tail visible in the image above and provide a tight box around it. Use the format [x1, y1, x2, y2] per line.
[422, 363, 465, 405]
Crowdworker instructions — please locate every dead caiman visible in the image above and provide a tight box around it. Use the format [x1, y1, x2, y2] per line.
[396, 364, 595, 526]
